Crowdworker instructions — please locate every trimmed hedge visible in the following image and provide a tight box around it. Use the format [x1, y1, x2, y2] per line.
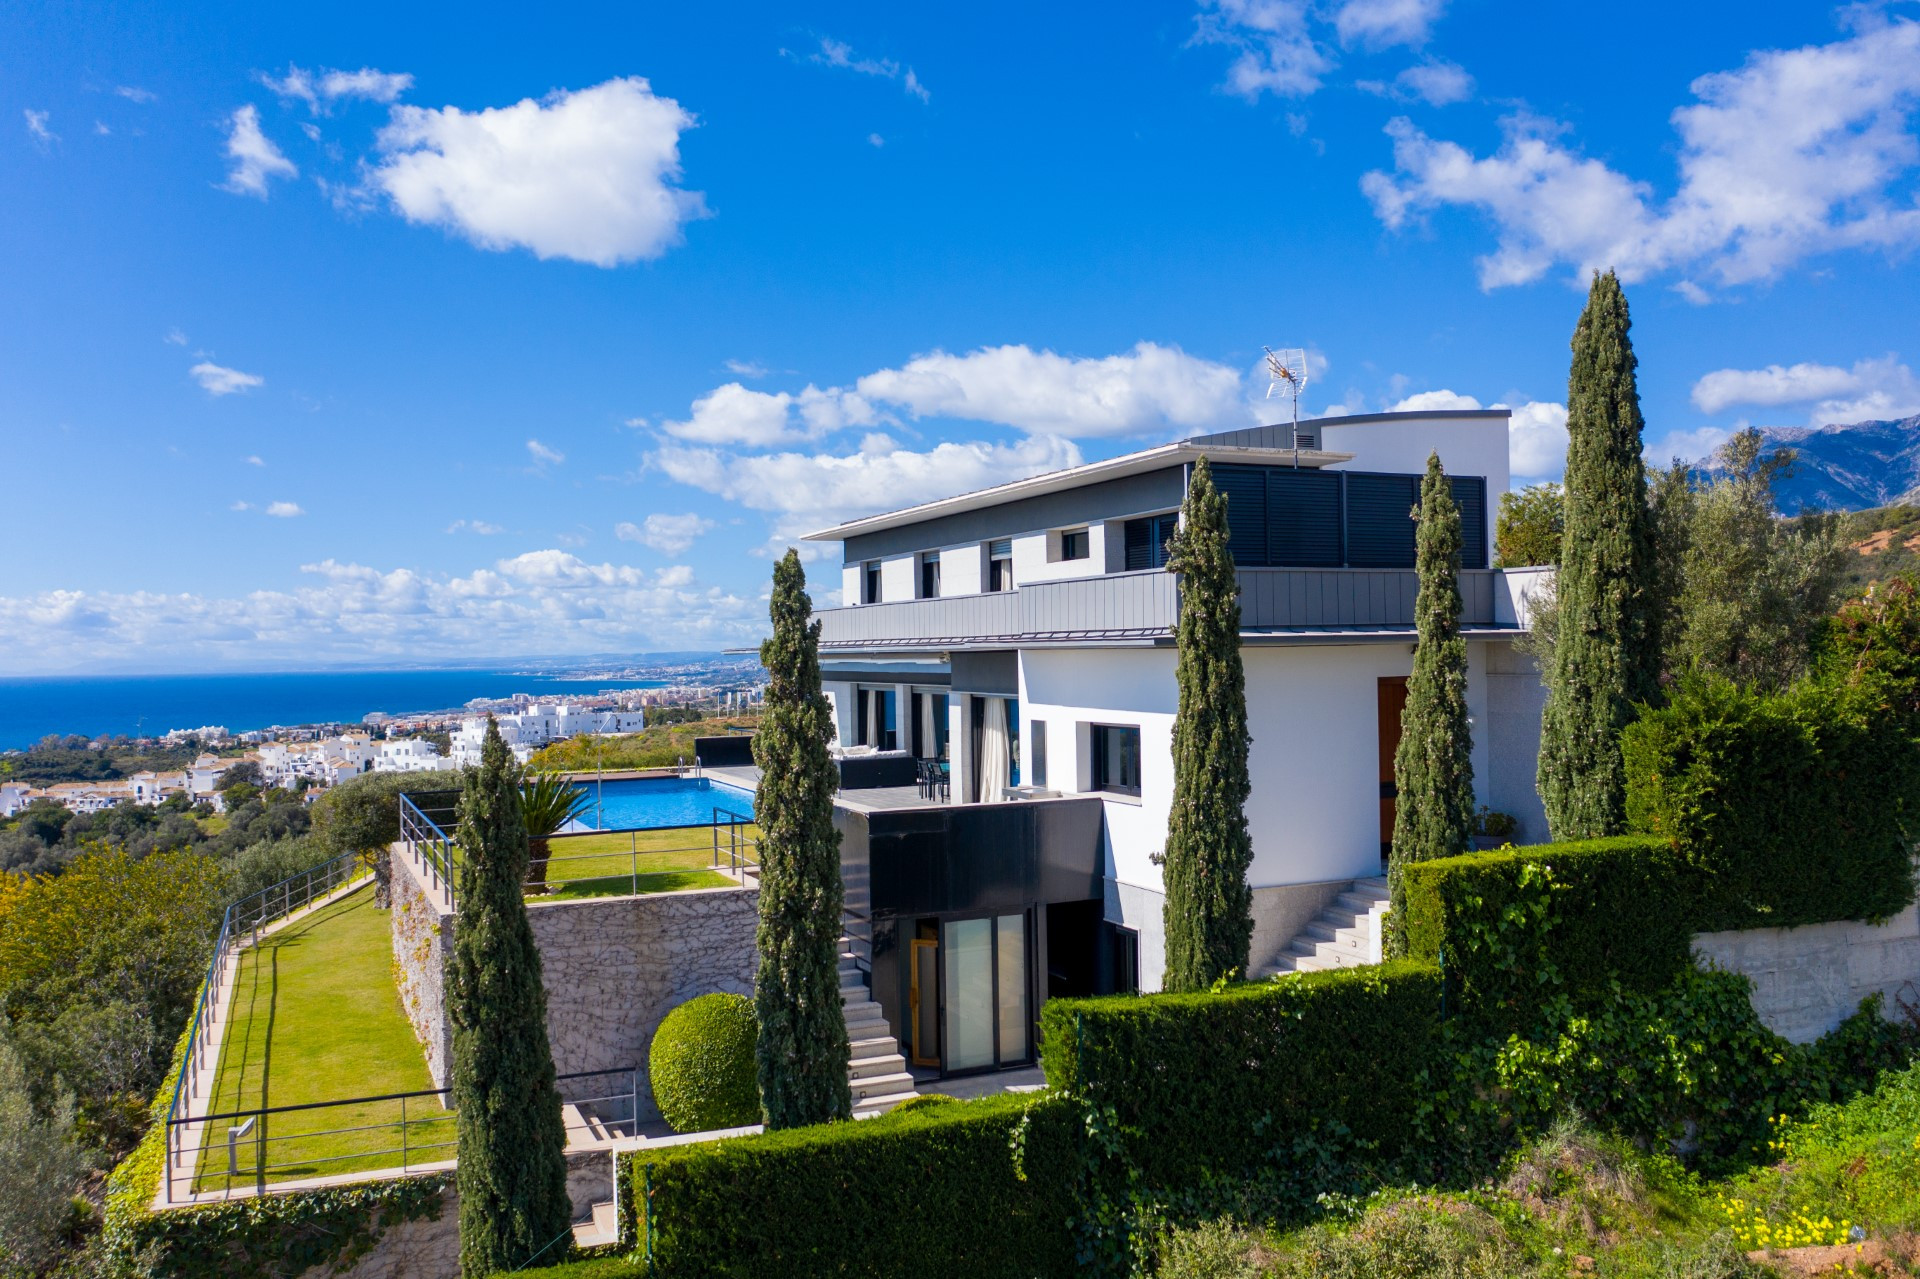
[1041, 960, 1442, 1191]
[1398, 835, 1701, 1027]
[625, 1091, 1077, 1278]
[649, 992, 759, 1133]
[1623, 676, 1919, 930]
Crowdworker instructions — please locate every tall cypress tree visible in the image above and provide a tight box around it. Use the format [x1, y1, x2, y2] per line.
[1387, 453, 1475, 956]
[752, 550, 852, 1128]
[1538, 271, 1661, 838]
[449, 719, 571, 1279]
[1161, 457, 1255, 992]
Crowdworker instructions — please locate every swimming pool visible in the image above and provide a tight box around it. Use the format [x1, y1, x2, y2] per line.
[568, 777, 756, 831]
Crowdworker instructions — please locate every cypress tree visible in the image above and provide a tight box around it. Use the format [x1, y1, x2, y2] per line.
[752, 550, 852, 1128]
[1161, 457, 1255, 992]
[1386, 453, 1475, 956]
[449, 719, 571, 1279]
[1538, 270, 1661, 838]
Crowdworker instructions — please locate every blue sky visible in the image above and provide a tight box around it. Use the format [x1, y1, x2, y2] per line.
[4, 0, 1918, 674]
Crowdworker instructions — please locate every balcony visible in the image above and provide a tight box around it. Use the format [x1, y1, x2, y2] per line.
[816, 567, 1513, 652]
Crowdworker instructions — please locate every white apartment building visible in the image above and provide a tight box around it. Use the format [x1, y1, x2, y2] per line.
[374, 738, 459, 774]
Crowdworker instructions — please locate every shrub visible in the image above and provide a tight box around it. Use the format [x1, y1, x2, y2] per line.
[1041, 962, 1442, 1200]
[1267, 1198, 1519, 1279]
[1622, 676, 1918, 930]
[890, 1092, 957, 1114]
[626, 1091, 1076, 1278]
[649, 994, 759, 1134]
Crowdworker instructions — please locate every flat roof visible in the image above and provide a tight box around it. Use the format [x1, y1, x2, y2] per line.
[801, 408, 1508, 542]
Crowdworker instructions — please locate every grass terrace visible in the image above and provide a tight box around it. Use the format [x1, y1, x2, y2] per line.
[194, 884, 441, 1192]
[534, 825, 750, 901]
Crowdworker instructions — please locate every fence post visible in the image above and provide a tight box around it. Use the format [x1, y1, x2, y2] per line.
[631, 847, 638, 897]
[402, 1093, 409, 1171]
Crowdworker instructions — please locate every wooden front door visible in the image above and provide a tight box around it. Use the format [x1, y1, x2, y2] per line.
[1378, 677, 1409, 869]
[907, 937, 940, 1067]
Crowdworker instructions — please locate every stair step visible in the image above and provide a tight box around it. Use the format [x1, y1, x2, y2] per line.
[572, 1200, 618, 1249]
[850, 1070, 916, 1101]
[1355, 876, 1389, 891]
[845, 1018, 891, 1041]
[838, 982, 869, 1001]
[848, 1052, 907, 1081]
[849, 1035, 898, 1061]
[843, 1002, 883, 1025]
[1336, 892, 1387, 914]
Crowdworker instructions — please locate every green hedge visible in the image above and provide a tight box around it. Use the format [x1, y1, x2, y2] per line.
[1623, 677, 1919, 930]
[624, 1091, 1076, 1278]
[1041, 960, 1442, 1192]
[1398, 835, 1701, 1026]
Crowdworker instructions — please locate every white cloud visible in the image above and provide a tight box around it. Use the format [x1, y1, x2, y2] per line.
[190, 361, 264, 396]
[23, 109, 56, 147]
[1334, 0, 1445, 49]
[855, 342, 1248, 438]
[368, 77, 707, 267]
[266, 501, 304, 518]
[0, 552, 759, 674]
[230, 501, 252, 512]
[616, 513, 716, 554]
[1193, 0, 1334, 100]
[1388, 59, 1474, 105]
[1388, 389, 1481, 411]
[526, 439, 565, 466]
[245, 455, 265, 467]
[262, 65, 413, 114]
[1506, 401, 1569, 477]
[655, 435, 1083, 544]
[115, 86, 156, 104]
[165, 328, 188, 346]
[446, 518, 504, 534]
[724, 358, 770, 378]
[1361, 18, 1920, 289]
[868, 132, 885, 148]
[219, 105, 296, 198]
[658, 382, 875, 446]
[1691, 354, 1920, 423]
[801, 37, 931, 103]
[1645, 425, 1735, 466]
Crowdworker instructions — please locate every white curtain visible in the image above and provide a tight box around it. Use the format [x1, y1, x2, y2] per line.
[978, 697, 1011, 804]
[919, 694, 938, 760]
[865, 689, 881, 750]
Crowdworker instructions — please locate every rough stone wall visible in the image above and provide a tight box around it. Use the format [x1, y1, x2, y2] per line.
[1695, 903, 1920, 1043]
[528, 885, 760, 1121]
[390, 848, 456, 1089]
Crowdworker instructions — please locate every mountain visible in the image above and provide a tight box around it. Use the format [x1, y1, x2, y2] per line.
[1741, 415, 1920, 514]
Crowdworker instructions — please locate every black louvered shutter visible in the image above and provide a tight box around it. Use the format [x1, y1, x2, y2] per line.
[1449, 476, 1488, 568]
[1124, 518, 1151, 571]
[1268, 469, 1343, 566]
[1343, 472, 1420, 567]
[1210, 465, 1269, 566]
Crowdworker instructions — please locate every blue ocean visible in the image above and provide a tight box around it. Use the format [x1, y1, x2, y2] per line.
[0, 670, 668, 749]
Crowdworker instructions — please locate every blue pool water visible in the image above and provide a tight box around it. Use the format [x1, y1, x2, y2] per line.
[570, 777, 756, 831]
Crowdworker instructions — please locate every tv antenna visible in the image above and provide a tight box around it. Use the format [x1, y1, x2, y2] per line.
[1264, 347, 1310, 461]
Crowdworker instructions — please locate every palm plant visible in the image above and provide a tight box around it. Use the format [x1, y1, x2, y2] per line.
[520, 772, 590, 894]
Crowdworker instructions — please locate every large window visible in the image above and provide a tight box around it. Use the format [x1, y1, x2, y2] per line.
[856, 687, 898, 751]
[1029, 719, 1047, 788]
[986, 539, 1015, 592]
[1123, 513, 1178, 571]
[918, 551, 941, 599]
[1091, 724, 1142, 796]
[863, 560, 883, 604]
[1055, 528, 1089, 562]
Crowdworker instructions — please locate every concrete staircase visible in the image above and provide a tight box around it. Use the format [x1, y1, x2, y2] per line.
[840, 943, 917, 1118]
[1255, 876, 1390, 977]
[572, 1199, 618, 1249]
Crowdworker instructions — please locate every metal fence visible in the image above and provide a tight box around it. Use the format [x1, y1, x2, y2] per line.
[400, 792, 460, 909]
[167, 1067, 638, 1200]
[161, 852, 369, 1203]
[527, 809, 759, 898]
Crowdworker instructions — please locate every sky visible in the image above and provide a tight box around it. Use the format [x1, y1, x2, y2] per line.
[4, 0, 1919, 675]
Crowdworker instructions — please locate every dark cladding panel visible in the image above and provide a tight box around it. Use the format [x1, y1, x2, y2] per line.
[1209, 464, 1269, 568]
[951, 650, 1018, 696]
[1343, 472, 1420, 567]
[1268, 468, 1343, 567]
[864, 797, 1104, 918]
[1449, 475, 1489, 569]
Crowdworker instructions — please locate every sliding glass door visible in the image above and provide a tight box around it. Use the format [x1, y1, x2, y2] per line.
[939, 911, 1030, 1072]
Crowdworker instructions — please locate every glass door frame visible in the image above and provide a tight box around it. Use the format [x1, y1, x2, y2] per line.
[930, 907, 1036, 1076]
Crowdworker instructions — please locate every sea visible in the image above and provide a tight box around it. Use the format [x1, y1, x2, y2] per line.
[0, 670, 670, 750]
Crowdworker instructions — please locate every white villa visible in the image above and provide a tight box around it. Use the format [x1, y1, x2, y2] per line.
[799, 407, 1550, 1067]
[447, 704, 649, 768]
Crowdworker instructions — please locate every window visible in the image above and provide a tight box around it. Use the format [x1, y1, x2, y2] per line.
[987, 539, 1014, 591]
[1053, 528, 1090, 562]
[1122, 514, 1178, 571]
[863, 560, 883, 604]
[1091, 724, 1142, 796]
[918, 551, 941, 599]
[1030, 719, 1047, 788]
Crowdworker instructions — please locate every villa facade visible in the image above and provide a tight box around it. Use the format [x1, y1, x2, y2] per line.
[802, 408, 1552, 1077]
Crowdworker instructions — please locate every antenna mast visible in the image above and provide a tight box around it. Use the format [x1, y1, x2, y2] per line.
[1264, 347, 1309, 459]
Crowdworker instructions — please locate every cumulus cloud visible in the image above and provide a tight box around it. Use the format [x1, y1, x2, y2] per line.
[1387, 389, 1482, 412]
[0, 552, 759, 674]
[526, 439, 565, 466]
[1193, 0, 1334, 99]
[724, 358, 770, 378]
[1361, 58, 1473, 105]
[219, 105, 297, 197]
[1361, 18, 1920, 290]
[446, 518, 504, 534]
[798, 37, 931, 102]
[23, 109, 56, 148]
[266, 501, 304, 518]
[1333, 0, 1446, 49]
[658, 382, 878, 446]
[261, 64, 414, 113]
[616, 513, 716, 554]
[190, 362, 264, 396]
[245, 455, 265, 466]
[368, 77, 707, 267]
[655, 435, 1083, 544]
[1691, 354, 1920, 423]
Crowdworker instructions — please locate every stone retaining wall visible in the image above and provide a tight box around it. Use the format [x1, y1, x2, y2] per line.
[1695, 903, 1920, 1043]
[390, 846, 456, 1088]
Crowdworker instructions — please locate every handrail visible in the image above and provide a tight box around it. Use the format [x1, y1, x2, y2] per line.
[399, 793, 459, 911]
[161, 850, 367, 1204]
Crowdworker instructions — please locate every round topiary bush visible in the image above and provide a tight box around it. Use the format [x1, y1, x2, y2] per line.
[890, 1093, 957, 1115]
[649, 993, 759, 1133]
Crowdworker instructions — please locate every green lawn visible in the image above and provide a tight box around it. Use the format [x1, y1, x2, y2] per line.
[534, 826, 751, 901]
[195, 884, 442, 1190]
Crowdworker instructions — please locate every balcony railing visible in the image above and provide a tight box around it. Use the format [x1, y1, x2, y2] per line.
[816, 567, 1504, 649]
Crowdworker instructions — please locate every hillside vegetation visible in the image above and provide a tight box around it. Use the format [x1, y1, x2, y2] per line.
[1839, 504, 1920, 594]
[526, 714, 760, 772]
